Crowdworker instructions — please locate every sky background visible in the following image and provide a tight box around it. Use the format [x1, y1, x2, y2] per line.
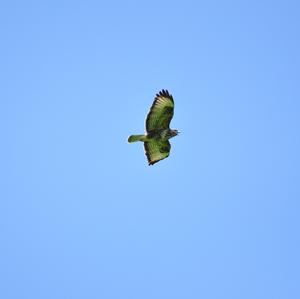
[1, 1, 300, 298]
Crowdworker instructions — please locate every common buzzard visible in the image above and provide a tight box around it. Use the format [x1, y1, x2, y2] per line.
[128, 89, 179, 165]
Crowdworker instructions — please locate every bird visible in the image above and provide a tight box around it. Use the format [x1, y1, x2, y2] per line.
[128, 89, 179, 165]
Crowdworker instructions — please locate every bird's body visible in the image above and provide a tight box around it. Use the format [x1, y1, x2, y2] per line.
[128, 89, 179, 165]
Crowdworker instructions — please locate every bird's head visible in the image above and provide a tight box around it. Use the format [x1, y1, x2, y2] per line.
[170, 129, 179, 137]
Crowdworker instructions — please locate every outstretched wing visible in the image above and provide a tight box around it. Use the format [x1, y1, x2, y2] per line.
[144, 140, 171, 165]
[145, 89, 174, 132]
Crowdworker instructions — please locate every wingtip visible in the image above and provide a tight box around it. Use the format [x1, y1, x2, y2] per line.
[157, 89, 173, 100]
[148, 160, 159, 166]
[159, 89, 168, 96]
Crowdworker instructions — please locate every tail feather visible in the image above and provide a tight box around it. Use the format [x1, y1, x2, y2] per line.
[127, 134, 146, 143]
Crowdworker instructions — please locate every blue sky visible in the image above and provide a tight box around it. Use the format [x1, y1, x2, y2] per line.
[1, 1, 299, 298]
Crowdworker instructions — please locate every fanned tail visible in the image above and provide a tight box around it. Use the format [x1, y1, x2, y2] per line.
[127, 135, 146, 143]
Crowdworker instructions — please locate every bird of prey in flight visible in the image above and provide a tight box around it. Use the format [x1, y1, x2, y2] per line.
[128, 89, 179, 165]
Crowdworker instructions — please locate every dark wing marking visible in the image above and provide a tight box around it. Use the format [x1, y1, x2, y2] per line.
[145, 89, 174, 133]
[144, 140, 171, 165]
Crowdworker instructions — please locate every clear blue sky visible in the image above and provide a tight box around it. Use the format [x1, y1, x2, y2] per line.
[1, 1, 299, 298]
